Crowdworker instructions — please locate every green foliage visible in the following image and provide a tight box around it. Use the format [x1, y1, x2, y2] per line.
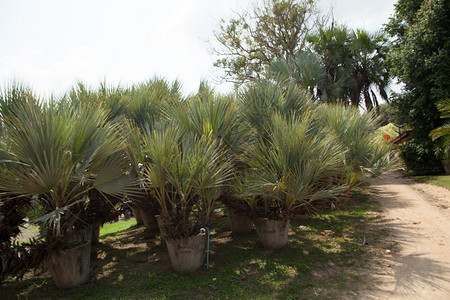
[376, 123, 399, 141]
[127, 78, 183, 132]
[174, 83, 247, 159]
[134, 79, 392, 229]
[65, 78, 183, 133]
[142, 127, 233, 238]
[385, 0, 450, 174]
[430, 99, 450, 160]
[0, 238, 47, 284]
[271, 26, 390, 109]
[319, 105, 394, 186]
[0, 87, 136, 246]
[238, 80, 312, 142]
[377, 103, 398, 126]
[213, 0, 323, 85]
[399, 138, 443, 174]
[270, 50, 325, 98]
[241, 112, 345, 219]
[235, 81, 393, 218]
[0, 77, 396, 284]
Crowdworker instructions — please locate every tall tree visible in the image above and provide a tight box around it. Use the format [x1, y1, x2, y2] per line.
[385, 0, 450, 174]
[271, 26, 390, 110]
[213, 0, 325, 86]
[348, 29, 390, 110]
[306, 26, 354, 103]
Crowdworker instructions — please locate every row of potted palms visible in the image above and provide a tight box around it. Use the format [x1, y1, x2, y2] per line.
[0, 79, 392, 287]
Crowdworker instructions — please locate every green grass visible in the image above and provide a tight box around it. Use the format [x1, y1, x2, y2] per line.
[2, 193, 387, 299]
[411, 175, 450, 189]
[99, 219, 137, 239]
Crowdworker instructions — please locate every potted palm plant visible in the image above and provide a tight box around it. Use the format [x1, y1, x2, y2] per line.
[0, 85, 48, 283]
[241, 113, 345, 249]
[174, 84, 252, 234]
[142, 127, 232, 272]
[114, 79, 184, 231]
[319, 105, 394, 188]
[0, 96, 136, 288]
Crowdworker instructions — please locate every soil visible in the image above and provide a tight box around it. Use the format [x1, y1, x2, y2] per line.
[360, 171, 450, 299]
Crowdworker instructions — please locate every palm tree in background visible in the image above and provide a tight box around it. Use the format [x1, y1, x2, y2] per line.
[348, 29, 390, 110]
[271, 27, 390, 110]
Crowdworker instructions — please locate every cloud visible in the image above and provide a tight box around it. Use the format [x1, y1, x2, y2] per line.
[0, 0, 397, 97]
[0, 46, 103, 96]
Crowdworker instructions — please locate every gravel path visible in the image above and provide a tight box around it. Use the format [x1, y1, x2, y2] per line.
[363, 171, 450, 299]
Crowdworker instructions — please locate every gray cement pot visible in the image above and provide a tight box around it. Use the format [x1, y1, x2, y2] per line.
[155, 215, 169, 241]
[91, 222, 101, 245]
[123, 209, 132, 220]
[165, 233, 207, 272]
[253, 218, 290, 249]
[141, 210, 158, 231]
[228, 210, 253, 233]
[131, 206, 144, 225]
[45, 241, 91, 288]
[442, 160, 450, 174]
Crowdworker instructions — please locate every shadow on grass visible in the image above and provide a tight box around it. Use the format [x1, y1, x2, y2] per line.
[6, 194, 445, 299]
[98, 224, 141, 240]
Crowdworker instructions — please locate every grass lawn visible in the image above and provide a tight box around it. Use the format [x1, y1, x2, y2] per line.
[2, 192, 390, 299]
[100, 219, 138, 238]
[411, 174, 450, 189]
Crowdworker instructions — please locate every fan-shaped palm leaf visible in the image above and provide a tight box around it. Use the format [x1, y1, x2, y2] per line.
[0, 97, 137, 240]
[319, 104, 394, 187]
[241, 112, 345, 218]
[142, 127, 232, 238]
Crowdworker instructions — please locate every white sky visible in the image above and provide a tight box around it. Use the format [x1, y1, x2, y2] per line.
[0, 0, 398, 98]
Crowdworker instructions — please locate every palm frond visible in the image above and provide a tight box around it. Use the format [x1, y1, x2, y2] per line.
[241, 112, 345, 218]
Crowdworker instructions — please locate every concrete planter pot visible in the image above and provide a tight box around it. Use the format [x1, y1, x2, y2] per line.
[45, 241, 91, 288]
[141, 210, 158, 232]
[253, 218, 290, 249]
[165, 233, 207, 272]
[131, 206, 144, 225]
[442, 160, 450, 174]
[91, 222, 101, 245]
[228, 210, 253, 234]
[123, 209, 132, 220]
[155, 215, 169, 241]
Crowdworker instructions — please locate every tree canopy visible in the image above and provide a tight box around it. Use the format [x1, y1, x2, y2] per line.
[212, 0, 323, 85]
[385, 0, 450, 174]
[271, 26, 390, 110]
[213, 0, 390, 111]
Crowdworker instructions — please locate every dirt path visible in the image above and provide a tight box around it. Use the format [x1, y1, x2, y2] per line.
[364, 171, 450, 299]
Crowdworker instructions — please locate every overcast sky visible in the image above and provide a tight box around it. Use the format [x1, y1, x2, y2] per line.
[0, 0, 398, 97]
